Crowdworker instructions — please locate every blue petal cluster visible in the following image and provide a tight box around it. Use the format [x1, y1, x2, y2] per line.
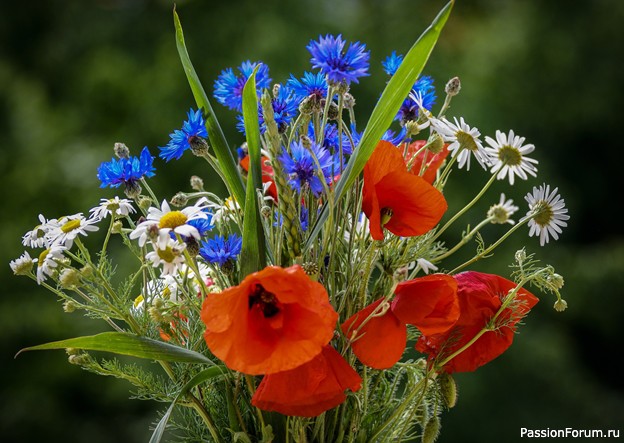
[97, 147, 156, 188]
[286, 71, 328, 103]
[307, 35, 370, 85]
[159, 109, 208, 162]
[236, 85, 298, 135]
[382, 51, 404, 76]
[278, 140, 334, 196]
[199, 234, 242, 266]
[397, 75, 437, 123]
[309, 122, 354, 157]
[188, 211, 214, 237]
[213, 61, 271, 112]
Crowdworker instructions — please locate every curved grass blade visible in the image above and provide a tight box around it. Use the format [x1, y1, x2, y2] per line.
[304, 0, 454, 252]
[16, 332, 214, 364]
[239, 66, 267, 276]
[150, 366, 227, 443]
[173, 8, 246, 206]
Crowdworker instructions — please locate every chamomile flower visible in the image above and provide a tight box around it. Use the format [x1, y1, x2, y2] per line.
[130, 198, 208, 249]
[431, 117, 489, 170]
[10, 251, 34, 276]
[145, 238, 187, 276]
[22, 214, 57, 248]
[408, 258, 438, 275]
[47, 213, 99, 248]
[525, 184, 569, 246]
[487, 193, 519, 225]
[34, 245, 67, 284]
[485, 130, 538, 185]
[89, 197, 135, 219]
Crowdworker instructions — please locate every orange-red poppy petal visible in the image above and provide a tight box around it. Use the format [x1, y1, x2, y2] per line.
[342, 299, 407, 369]
[201, 265, 338, 375]
[251, 345, 362, 417]
[392, 274, 459, 336]
[406, 140, 450, 185]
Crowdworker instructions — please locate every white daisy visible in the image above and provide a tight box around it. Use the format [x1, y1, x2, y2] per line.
[407, 90, 434, 125]
[408, 257, 438, 275]
[22, 214, 57, 248]
[430, 117, 490, 170]
[89, 197, 135, 219]
[10, 251, 34, 276]
[210, 197, 241, 226]
[524, 184, 569, 246]
[34, 245, 67, 284]
[487, 193, 519, 225]
[130, 198, 208, 249]
[145, 238, 186, 276]
[46, 213, 100, 248]
[485, 130, 538, 185]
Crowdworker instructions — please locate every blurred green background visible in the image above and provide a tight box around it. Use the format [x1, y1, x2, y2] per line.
[1, 0, 622, 442]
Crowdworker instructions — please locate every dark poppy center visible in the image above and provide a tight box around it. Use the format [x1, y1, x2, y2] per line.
[249, 284, 280, 318]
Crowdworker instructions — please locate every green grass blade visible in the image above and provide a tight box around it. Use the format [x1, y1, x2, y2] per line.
[16, 332, 215, 364]
[239, 66, 267, 276]
[173, 8, 246, 206]
[304, 0, 454, 252]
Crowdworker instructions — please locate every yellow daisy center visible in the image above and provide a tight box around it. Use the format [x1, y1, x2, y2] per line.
[61, 219, 82, 233]
[498, 145, 522, 166]
[159, 211, 188, 229]
[157, 247, 176, 263]
[456, 130, 478, 152]
[38, 249, 50, 265]
[533, 201, 554, 227]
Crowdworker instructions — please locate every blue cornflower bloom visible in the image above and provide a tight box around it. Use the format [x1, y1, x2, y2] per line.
[199, 234, 242, 266]
[236, 85, 298, 134]
[382, 51, 404, 76]
[308, 122, 354, 157]
[97, 146, 155, 189]
[213, 61, 271, 112]
[307, 35, 370, 85]
[382, 127, 410, 146]
[397, 75, 436, 123]
[278, 140, 334, 196]
[159, 108, 208, 162]
[286, 71, 328, 103]
[188, 211, 213, 237]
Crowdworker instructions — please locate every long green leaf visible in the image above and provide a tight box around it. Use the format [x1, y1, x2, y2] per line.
[239, 66, 267, 276]
[16, 332, 214, 364]
[173, 8, 246, 206]
[150, 366, 227, 443]
[304, 0, 454, 252]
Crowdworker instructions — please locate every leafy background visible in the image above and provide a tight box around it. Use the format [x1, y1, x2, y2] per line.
[1, 0, 622, 442]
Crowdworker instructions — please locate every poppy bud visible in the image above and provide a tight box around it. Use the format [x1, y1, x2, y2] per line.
[438, 372, 458, 408]
[422, 415, 441, 443]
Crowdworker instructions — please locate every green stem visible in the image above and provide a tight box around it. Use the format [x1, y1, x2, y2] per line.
[432, 217, 493, 263]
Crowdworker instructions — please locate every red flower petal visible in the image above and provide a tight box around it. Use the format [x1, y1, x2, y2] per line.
[406, 140, 450, 185]
[251, 345, 362, 417]
[341, 299, 406, 369]
[392, 274, 459, 336]
[201, 265, 338, 375]
[415, 272, 539, 373]
[240, 155, 278, 200]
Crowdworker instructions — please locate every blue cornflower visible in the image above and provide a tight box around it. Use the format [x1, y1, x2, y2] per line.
[307, 35, 370, 85]
[213, 61, 271, 112]
[199, 234, 242, 266]
[97, 146, 155, 189]
[308, 122, 354, 157]
[397, 75, 436, 123]
[278, 140, 334, 196]
[286, 71, 328, 103]
[159, 108, 208, 162]
[382, 51, 404, 76]
[188, 211, 214, 237]
[382, 127, 409, 146]
[236, 85, 298, 134]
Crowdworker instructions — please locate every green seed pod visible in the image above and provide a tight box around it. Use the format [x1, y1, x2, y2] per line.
[422, 415, 440, 443]
[438, 372, 458, 408]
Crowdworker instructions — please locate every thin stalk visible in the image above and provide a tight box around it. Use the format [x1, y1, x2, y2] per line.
[432, 217, 493, 263]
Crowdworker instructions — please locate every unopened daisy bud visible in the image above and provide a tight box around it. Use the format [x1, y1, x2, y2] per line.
[80, 264, 94, 279]
[438, 372, 458, 408]
[124, 181, 142, 199]
[553, 298, 568, 312]
[445, 76, 461, 97]
[114, 142, 130, 159]
[302, 262, 320, 281]
[63, 300, 79, 313]
[59, 268, 81, 289]
[137, 196, 152, 211]
[189, 136, 210, 157]
[272, 83, 281, 98]
[9, 252, 33, 276]
[68, 353, 91, 366]
[300, 134, 312, 149]
[422, 415, 441, 443]
[111, 220, 123, 234]
[424, 133, 445, 155]
[190, 175, 204, 191]
[170, 192, 188, 207]
[404, 120, 421, 137]
[548, 273, 565, 290]
[515, 248, 527, 263]
[343, 92, 356, 109]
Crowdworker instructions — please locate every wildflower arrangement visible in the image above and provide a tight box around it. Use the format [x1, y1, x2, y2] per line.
[12, 2, 570, 442]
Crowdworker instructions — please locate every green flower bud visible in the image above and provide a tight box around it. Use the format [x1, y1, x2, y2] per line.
[190, 175, 204, 191]
[438, 372, 458, 408]
[422, 416, 441, 443]
[114, 142, 130, 159]
[59, 268, 81, 289]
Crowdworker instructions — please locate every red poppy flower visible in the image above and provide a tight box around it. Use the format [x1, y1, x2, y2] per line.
[240, 154, 278, 200]
[362, 140, 447, 241]
[406, 140, 449, 185]
[201, 265, 338, 375]
[251, 345, 362, 417]
[341, 274, 459, 369]
[415, 271, 539, 373]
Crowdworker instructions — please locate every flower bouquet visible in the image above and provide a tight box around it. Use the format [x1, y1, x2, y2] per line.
[11, 2, 570, 442]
